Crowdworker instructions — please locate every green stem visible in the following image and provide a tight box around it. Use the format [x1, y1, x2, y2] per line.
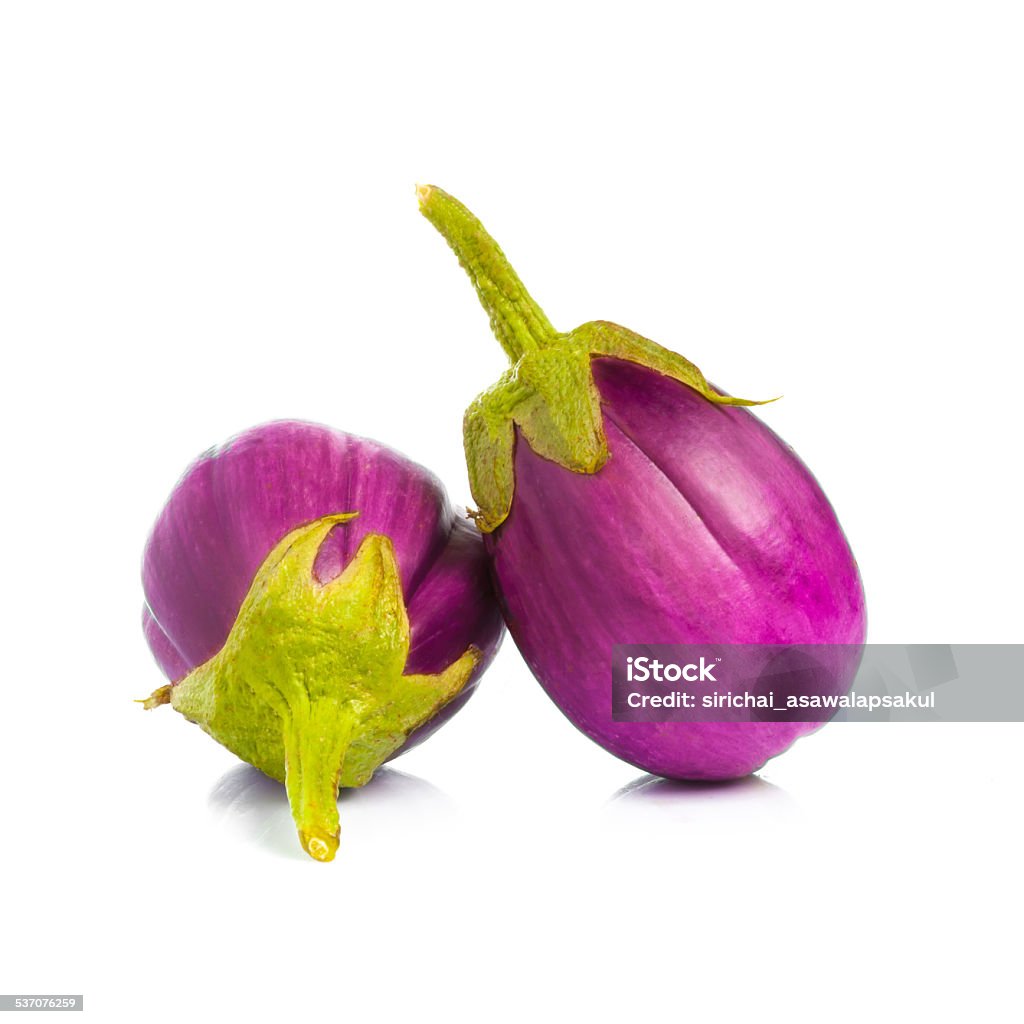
[417, 184, 559, 361]
[418, 184, 773, 533]
[282, 699, 354, 863]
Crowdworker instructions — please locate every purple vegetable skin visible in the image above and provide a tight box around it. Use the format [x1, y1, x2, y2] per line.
[142, 420, 504, 859]
[419, 186, 866, 780]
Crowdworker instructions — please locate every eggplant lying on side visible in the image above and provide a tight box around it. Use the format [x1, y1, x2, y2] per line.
[142, 420, 504, 860]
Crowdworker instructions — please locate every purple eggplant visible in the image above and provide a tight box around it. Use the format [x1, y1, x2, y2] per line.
[142, 420, 504, 860]
[419, 186, 866, 780]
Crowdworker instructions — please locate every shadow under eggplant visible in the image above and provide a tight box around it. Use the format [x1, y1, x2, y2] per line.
[208, 763, 454, 860]
[607, 772, 798, 825]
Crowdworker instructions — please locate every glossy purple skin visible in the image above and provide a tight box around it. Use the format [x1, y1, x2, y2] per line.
[143, 421, 504, 755]
[488, 358, 867, 780]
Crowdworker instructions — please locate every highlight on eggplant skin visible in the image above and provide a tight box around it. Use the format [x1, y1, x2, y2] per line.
[140, 420, 505, 861]
[419, 184, 866, 781]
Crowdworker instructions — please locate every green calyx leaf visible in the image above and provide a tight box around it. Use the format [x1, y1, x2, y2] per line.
[417, 185, 776, 532]
[143, 513, 479, 863]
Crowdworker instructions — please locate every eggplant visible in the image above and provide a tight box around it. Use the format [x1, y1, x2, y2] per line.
[142, 420, 504, 859]
[419, 185, 866, 780]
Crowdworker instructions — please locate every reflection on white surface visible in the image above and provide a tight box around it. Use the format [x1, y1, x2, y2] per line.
[208, 764, 456, 860]
[606, 773, 798, 826]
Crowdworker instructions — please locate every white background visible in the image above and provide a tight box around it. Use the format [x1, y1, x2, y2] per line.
[1, 3, 1022, 1021]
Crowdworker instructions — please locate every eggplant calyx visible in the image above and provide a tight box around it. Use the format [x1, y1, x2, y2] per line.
[143, 513, 479, 862]
[138, 684, 172, 710]
[418, 184, 773, 533]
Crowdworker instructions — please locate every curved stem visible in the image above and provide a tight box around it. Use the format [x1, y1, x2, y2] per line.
[417, 184, 559, 361]
[282, 699, 354, 863]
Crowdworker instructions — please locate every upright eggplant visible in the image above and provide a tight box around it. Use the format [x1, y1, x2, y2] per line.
[142, 421, 504, 860]
[419, 186, 866, 780]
